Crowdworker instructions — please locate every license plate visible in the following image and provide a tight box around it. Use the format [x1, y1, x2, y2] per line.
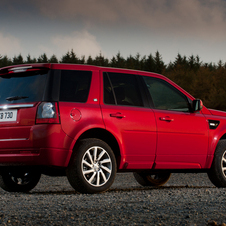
[0, 110, 17, 122]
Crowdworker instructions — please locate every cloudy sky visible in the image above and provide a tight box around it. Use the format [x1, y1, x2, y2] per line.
[0, 0, 226, 64]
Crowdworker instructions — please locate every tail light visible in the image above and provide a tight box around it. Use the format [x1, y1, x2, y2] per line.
[36, 102, 60, 124]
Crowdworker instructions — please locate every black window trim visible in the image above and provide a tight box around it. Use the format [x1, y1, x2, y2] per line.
[104, 72, 117, 105]
[138, 75, 155, 108]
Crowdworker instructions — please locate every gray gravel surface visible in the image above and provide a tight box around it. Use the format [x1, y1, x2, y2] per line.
[0, 173, 226, 226]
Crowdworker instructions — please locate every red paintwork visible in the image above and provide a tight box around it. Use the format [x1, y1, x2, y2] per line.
[209, 109, 226, 117]
[101, 104, 157, 169]
[1, 64, 226, 172]
[153, 109, 209, 169]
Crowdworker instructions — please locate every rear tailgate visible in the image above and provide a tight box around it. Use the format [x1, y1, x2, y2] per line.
[0, 103, 38, 149]
[0, 64, 51, 149]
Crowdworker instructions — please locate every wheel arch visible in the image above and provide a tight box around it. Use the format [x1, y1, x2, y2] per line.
[212, 134, 226, 155]
[220, 134, 226, 141]
[207, 139, 226, 187]
[206, 134, 226, 169]
[69, 128, 121, 169]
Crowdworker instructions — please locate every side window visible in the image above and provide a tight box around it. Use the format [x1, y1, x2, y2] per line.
[143, 76, 190, 112]
[60, 70, 92, 102]
[103, 72, 143, 107]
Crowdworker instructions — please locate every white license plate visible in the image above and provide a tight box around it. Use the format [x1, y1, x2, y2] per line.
[0, 110, 17, 122]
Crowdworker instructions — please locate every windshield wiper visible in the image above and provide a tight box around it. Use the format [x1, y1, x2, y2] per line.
[6, 96, 29, 101]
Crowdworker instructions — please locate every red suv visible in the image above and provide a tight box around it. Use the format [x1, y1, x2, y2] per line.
[0, 63, 225, 193]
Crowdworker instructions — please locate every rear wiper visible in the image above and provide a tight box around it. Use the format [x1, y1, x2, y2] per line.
[6, 96, 29, 101]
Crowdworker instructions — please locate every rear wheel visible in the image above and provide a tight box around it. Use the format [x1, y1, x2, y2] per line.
[66, 139, 117, 194]
[134, 172, 171, 186]
[208, 140, 226, 187]
[0, 168, 41, 192]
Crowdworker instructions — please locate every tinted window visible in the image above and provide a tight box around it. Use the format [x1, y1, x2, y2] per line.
[103, 73, 115, 105]
[143, 76, 190, 112]
[60, 70, 92, 102]
[104, 72, 143, 107]
[0, 70, 48, 105]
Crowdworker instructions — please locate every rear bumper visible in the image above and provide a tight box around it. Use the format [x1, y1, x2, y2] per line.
[0, 148, 72, 167]
[0, 124, 74, 167]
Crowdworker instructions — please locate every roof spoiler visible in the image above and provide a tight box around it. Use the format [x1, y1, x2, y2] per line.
[0, 63, 51, 76]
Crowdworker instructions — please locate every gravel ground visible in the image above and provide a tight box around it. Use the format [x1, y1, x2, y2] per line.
[0, 173, 226, 226]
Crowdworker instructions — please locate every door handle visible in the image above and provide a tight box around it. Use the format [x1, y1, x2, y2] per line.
[110, 113, 126, 118]
[159, 117, 174, 122]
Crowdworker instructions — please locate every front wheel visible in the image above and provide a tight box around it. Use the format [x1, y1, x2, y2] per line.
[208, 140, 226, 187]
[66, 139, 117, 194]
[133, 171, 171, 187]
[0, 168, 41, 192]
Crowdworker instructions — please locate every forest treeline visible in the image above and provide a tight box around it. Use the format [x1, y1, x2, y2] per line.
[1, 50, 226, 111]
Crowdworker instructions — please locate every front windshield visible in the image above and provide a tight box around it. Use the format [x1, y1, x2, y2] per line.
[0, 70, 48, 105]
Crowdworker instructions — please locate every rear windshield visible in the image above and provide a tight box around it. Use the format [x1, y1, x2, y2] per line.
[0, 70, 48, 105]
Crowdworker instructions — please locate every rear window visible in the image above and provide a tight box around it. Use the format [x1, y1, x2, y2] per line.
[59, 70, 92, 103]
[0, 70, 48, 105]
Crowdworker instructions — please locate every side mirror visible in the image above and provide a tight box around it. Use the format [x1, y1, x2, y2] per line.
[192, 99, 203, 112]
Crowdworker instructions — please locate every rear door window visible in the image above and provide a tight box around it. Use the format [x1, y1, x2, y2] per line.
[103, 72, 144, 107]
[60, 70, 92, 103]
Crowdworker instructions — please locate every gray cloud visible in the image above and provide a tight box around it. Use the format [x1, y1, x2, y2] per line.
[1, 0, 226, 63]
[33, 0, 226, 40]
[0, 32, 23, 56]
[2, 0, 226, 40]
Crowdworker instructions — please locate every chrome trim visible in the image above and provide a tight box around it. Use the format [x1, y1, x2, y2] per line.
[8, 66, 32, 72]
[0, 138, 28, 142]
[0, 104, 34, 110]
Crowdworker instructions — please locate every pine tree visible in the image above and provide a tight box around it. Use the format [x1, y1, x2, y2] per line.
[86, 55, 94, 65]
[61, 49, 79, 64]
[94, 52, 109, 66]
[126, 55, 135, 69]
[110, 56, 117, 68]
[195, 55, 201, 70]
[26, 55, 37, 63]
[13, 54, 24, 65]
[113, 52, 126, 68]
[144, 54, 156, 72]
[49, 55, 58, 63]
[61, 51, 71, 63]
[166, 61, 174, 72]
[0, 55, 12, 67]
[134, 53, 143, 70]
[79, 56, 85, 64]
[38, 53, 48, 63]
[70, 49, 79, 64]
[154, 51, 165, 74]
[218, 60, 223, 69]
[188, 55, 195, 70]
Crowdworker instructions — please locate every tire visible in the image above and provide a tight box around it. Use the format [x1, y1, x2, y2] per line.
[207, 140, 226, 187]
[66, 138, 117, 194]
[133, 171, 171, 187]
[0, 168, 41, 192]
